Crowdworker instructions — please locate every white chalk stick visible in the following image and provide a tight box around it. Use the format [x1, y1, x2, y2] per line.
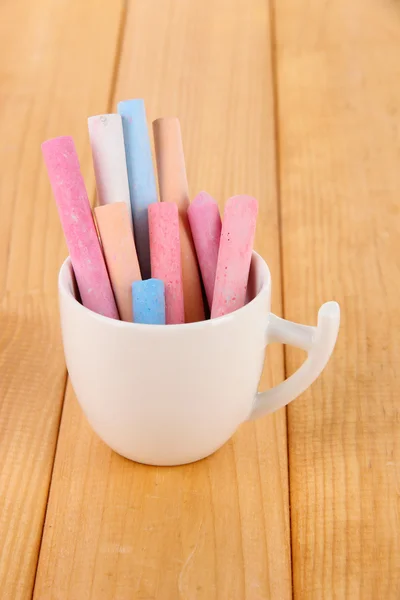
[88, 114, 132, 227]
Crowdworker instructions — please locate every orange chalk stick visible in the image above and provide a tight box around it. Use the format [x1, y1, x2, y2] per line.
[94, 202, 141, 322]
[153, 117, 204, 323]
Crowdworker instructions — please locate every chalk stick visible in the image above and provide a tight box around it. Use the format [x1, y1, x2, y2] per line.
[153, 117, 205, 323]
[42, 136, 119, 319]
[87, 114, 132, 228]
[148, 202, 184, 325]
[118, 99, 157, 279]
[187, 191, 222, 310]
[132, 279, 165, 325]
[211, 195, 258, 319]
[94, 203, 141, 322]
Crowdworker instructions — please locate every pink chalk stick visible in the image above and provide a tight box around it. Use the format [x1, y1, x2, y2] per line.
[211, 195, 258, 319]
[149, 203, 184, 325]
[187, 191, 222, 310]
[42, 136, 119, 319]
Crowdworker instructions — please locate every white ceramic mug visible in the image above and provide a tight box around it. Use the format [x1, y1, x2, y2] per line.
[58, 252, 340, 466]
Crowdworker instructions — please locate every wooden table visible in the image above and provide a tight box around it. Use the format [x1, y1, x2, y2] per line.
[1, 0, 399, 598]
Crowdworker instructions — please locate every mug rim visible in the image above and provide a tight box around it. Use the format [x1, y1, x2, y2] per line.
[58, 250, 271, 331]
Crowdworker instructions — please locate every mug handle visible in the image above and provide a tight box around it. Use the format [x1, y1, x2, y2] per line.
[248, 301, 340, 420]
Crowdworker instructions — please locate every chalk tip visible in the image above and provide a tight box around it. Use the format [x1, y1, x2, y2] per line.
[88, 113, 121, 127]
[132, 277, 164, 292]
[94, 201, 128, 217]
[117, 98, 145, 115]
[227, 194, 258, 203]
[149, 201, 178, 217]
[190, 191, 216, 207]
[226, 194, 259, 213]
[152, 116, 180, 128]
[41, 135, 74, 152]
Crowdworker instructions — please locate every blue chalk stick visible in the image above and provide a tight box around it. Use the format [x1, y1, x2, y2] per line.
[118, 99, 158, 280]
[132, 279, 166, 325]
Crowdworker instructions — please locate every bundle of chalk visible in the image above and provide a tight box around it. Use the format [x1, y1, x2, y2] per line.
[42, 99, 259, 325]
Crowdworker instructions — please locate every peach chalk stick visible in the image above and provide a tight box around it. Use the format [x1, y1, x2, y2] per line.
[187, 191, 222, 310]
[42, 136, 119, 319]
[148, 202, 184, 325]
[88, 114, 132, 227]
[153, 117, 204, 323]
[94, 203, 141, 322]
[211, 195, 258, 319]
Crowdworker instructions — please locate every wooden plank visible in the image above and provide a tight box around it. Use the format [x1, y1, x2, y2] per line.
[274, 0, 400, 597]
[34, 0, 292, 598]
[0, 1, 125, 598]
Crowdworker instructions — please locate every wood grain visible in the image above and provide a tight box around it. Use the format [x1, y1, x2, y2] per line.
[34, 0, 292, 598]
[0, 1, 125, 598]
[274, 0, 400, 597]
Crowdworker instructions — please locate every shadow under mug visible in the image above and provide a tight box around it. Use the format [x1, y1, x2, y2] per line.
[58, 252, 340, 466]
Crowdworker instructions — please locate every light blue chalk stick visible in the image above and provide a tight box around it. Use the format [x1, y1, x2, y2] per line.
[132, 279, 165, 325]
[118, 99, 157, 280]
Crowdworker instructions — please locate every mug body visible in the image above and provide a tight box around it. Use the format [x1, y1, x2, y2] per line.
[58, 252, 271, 465]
